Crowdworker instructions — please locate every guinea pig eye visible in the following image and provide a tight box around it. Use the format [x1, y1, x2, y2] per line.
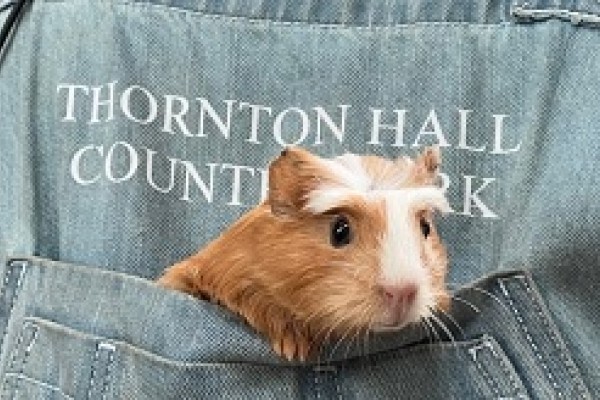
[331, 215, 352, 248]
[420, 217, 431, 238]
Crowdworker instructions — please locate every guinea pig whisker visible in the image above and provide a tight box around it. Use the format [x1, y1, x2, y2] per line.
[435, 308, 466, 341]
[451, 295, 481, 313]
[356, 306, 375, 358]
[428, 312, 457, 348]
[342, 327, 361, 362]
[422, 317, 441, 344]
[419, 320, 433, 345]
[309, 306, 351, 359]
[325, 320, 355, 363]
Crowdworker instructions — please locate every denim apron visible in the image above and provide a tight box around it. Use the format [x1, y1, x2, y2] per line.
[0, 0, 598, 398]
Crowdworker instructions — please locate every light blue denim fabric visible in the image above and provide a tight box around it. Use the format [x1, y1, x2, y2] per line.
[0, 0, 599, 398]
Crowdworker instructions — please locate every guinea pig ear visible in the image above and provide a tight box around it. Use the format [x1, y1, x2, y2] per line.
[268, 147, 323, 216]
[403, 146, 441, 186]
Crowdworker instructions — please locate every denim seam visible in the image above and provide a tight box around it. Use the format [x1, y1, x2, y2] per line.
[489, 338, 524, 398]
[21, 314, 485, 369]
[3, 321, 38, 399]
[469, 337, 527, 399]
[87, 341, 116, 400]
[87, 343, 100, 400]
[2, 373, 74, 400]
[2, 321, 26, 399]
[314, 369, 321, 400]
[312, 365, 343, 400]
[492, 344, 528, 399]
[13, 324, 39, 400]
[333, 367, 342, 400]
[514, 275, 592, 399]
[498, 277, 563, 398]
[0, 261, 26, 353]
[99, 342, 116, 400]
[110, 1, 516, 30]
[471, 353, 501, 398]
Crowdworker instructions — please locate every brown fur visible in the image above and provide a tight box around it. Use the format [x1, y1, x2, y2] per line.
[158, 147, 449, 361]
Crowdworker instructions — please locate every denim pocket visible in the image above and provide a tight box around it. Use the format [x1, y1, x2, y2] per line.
[1, 317, 305, 400]
[327, 334, 529, 400]
[1, 318, 529, 400]
[0, 258, 590, 399]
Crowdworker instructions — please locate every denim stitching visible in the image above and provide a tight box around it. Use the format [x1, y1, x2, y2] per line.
[114, 1, 514, 30]
[0, 262, 26, 353]
[87, 343, 101, 400]
[0, 264, 14, 352]
[479, 338, 527, 398]
[469, 337, 530, 399]
[498, 278, 563, 398]
[470, 347, 501, 398]
[3, 373, 74, 400]
[312, 365, 342, 400]
[313, 368, 322, 400]
[3, 321, 27, 399]
[469, 339, 518, 398]
[87, 342, 117, 400]
[516, 276, 592, 399]
[335, 372, 343, 400]
[98, 342, 116, 400]
[13, 324, 39, 400]
[0, 263, 25, 398]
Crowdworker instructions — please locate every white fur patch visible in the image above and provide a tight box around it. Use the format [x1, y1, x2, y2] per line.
[378, 189, 449, 323]
[304, 188, 361, 214]
[322, 154, 372, 192]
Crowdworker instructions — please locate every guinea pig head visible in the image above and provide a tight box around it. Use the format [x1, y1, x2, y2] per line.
[158, 146, 451, 361]
[265, 146, 451, 343]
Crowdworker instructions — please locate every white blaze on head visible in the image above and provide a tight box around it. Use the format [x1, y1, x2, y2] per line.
[322, 154, 372, 191]
[378, 188, 450, 320]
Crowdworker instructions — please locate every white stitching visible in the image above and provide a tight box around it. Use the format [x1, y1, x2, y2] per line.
[99, 342, 116, 400]
[471, 349, 501, 398]
[0, 263, 27, 354]
[314, 367, 321, 399]
[113, 1, 515, 30]
[87, 343, 101, 400]
[469, 338, 526, 398]
[3, 322, 27, 399]
[334, 369, 343, 400]
[313, 364, 342, 399]
[13, 324, 39, 400]
[24, 326, 39, 354]
[517, 276, 592, 399]
[499, 279, 563, 398]
[0, 263, 11, 298]
[490, 343, 526, 397]
[3, 373, 75, 400]
[87, 341, 116, 400]
[3, 322, 39, 399]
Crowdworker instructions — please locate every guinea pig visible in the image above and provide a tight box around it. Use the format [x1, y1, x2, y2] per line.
[157, 146, 451, 361]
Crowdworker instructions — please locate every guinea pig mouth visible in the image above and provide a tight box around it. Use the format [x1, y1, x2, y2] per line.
[372, 310, 417, 332]
[370, 284, 424, 331]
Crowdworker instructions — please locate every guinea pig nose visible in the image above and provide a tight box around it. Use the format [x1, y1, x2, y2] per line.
[382, 284, 418, 307]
